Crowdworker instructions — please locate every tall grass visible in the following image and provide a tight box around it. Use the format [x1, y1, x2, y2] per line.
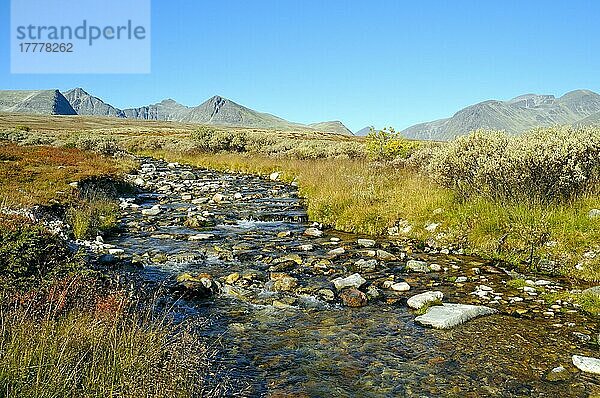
[0, 291, 216, 398]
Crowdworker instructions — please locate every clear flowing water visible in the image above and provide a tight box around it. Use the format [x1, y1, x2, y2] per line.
[107, 159, 600, 397]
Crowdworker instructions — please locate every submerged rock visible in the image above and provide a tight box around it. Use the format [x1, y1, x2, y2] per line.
[270, 273, 298, 292]
[355, 259, 377, 273]
[406, 260, 430, 273]
[339, 288, 368, 307]
[544, 366, 571, 382]
[327, 247, 346, 257]
[407, 291, 444, 310]
[141, 205, 161, 216]
[415, 303, 497, 329]
[572, 355, 600, 374]
[176, 273, 220, 298]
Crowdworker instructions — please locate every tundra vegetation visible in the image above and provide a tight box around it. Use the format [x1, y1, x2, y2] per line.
[3, 114, 600, 392]
[2, 117, 600, 282]
[0, 142, 227, 397]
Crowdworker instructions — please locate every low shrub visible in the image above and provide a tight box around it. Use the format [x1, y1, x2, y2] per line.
[425, 126, 600, 203]
[0, 217, 80, 288]
[65, 133, 122, 156]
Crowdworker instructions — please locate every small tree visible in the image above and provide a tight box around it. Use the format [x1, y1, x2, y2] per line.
[365, 127, 419, 161]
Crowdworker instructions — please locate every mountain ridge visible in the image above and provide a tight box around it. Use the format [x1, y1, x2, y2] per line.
[0, 88, 353, 135]
[402, 89, 600, 140]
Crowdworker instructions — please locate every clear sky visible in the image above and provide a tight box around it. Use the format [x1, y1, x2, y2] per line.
[1, 0, 599, 132]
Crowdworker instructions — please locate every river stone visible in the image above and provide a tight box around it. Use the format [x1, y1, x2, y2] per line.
[376, 249, 397, 261]
[133, 177, 146, 187]
[141, 205, 161, 216]
[355, 259, 377, 272]
[176, 273, 219, 298]
[339, 288, 368, 307]
[212, 193, 224, 203]
[572, 355, 600, 374]
[327, 247, 346, 257]
[357, 238, 376, 248]
[269, 172, 280, 181]
[406, 259, 430, 273]
[390, 282, 411, 292]
[188, 233, 214, 241]
[318, 288, 336, 302]
[415, 303, 497, 329]
[225, 272, 240, 285]
[304, 228, 323, 237]
[181, 171, 196, 180]
[270, 273, 298, 292]
[407, 291, 444, 309]
[332, 273, 366, 290]
[273, 253, 303, 265]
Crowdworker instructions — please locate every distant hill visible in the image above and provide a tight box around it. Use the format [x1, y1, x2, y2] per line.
[123, 98, 190, 121]
[0, 90, 76, 115]
[355, 126, 373, 136]
[402, 89, 600, 140]
[0, 88, 352, 134]
[309, 121, 353, 135]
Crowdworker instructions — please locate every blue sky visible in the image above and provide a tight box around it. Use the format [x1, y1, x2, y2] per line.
[1, 0, 599, 132]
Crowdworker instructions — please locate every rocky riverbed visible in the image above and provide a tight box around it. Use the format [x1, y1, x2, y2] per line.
[86, 158, 600, 397]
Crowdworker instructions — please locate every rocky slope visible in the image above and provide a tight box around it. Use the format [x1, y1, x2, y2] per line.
[402, 89, 600, 140]
[63, 88, 125, 118]
[0, 90, 76, 115]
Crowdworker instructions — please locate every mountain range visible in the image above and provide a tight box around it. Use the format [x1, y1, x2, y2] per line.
[401, 89, 600, 140]
[0, 88, 353, 135]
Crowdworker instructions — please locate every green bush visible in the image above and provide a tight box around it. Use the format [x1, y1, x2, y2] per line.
[425, 126, 600, 203]
[65, 133, 122, 156]
[192, 127, 248, 152]
[14, 125, 31, 132]
[0, 217, 79, 287]
[365, 127, 419, 161]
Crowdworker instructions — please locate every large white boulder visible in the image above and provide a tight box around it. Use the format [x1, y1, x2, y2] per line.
[572, 355, 600, 374]
[415, 303, 497, 329]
